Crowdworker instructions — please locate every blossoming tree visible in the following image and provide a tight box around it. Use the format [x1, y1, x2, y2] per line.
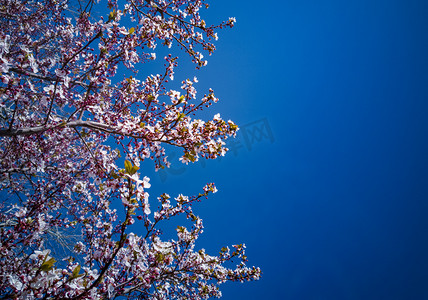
[0, 0, 261, 298]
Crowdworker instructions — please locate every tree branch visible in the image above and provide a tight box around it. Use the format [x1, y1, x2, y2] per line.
[9, 67, 90, 88]
[0, 120, 113, 137]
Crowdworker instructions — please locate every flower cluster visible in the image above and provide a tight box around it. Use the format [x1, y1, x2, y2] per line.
[0, 0, 260, 299]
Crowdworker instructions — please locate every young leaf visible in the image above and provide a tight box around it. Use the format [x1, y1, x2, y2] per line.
[131, 165, 139, 175]
[40, 257, 56, 272]
[72, 265, 81, 279]
[124, 160, 133, 174]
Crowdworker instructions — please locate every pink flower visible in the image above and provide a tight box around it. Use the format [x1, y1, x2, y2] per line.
[7, 275, 23, 291]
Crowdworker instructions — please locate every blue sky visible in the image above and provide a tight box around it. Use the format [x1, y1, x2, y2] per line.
[144, 0, 428, 299]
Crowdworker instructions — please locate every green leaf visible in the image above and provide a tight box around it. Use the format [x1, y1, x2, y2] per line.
[40, 257, 56, 272]
[108, 10, 116, 21]
[229, 123, 238, 131]
[124, 160, 133, 174]
[184, 152, 196, 162]
[177, 113, 186, 121]
[156, 252, 164, 262]
[72, 265, 81, 278]
[189, 213, 197, 221]
[131, 165, 139, 175]
[124, 159, 139, 175]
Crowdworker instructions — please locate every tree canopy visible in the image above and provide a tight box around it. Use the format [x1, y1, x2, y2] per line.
[0, 0, 260, 298]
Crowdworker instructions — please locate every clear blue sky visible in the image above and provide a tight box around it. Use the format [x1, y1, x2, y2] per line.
[145, 0, 428, 299]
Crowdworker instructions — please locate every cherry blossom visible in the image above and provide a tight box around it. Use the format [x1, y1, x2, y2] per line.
[0, 0, 260, 298]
